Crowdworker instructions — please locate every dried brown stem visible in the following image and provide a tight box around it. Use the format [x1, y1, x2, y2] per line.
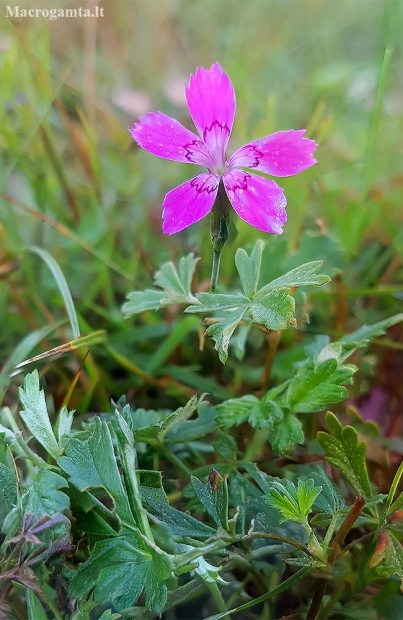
[260, 330, 281, 393]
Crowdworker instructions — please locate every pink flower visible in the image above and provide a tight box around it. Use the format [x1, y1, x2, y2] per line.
[129, 63, 317, 235]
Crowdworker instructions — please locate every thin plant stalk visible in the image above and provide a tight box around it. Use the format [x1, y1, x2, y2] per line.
[210, 182, 231, 293]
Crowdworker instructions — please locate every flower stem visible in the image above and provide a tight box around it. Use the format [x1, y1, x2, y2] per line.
[210, 182, 231, 293]
[210, 250, 222, 293]
[206, 581, 230, 618]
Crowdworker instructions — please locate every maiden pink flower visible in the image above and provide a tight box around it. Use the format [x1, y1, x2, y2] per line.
[129, 63, 317, 235]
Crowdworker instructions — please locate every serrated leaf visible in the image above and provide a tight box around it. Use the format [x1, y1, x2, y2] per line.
[154, 253, 199, 304]
[122, 290, 165, 317]
[57, 406, 74, 450]
[122, 255, 200, 317]
[69, 537, 150, 611]
[58, 433, 101, 490]
[268, 412, 304, 454]
[59, 418, 135, 525]
[166, 403, 219, 443]
[317, 411, 373, 498]
[266, 478, 321, 524]
[19, 370, 60, 460]
[133, 396, 201, 445]
[186, 293, 248, 313]
[0, 462, 18, 511]
[235, 240, 264, 298]
[25, 466, 70, 519]
[69, 534, 175, 613]
[205, 307, 248, 364]
[185, 256, 329, 363]
[286, 358, 352, 413]
[248, 400, 283, 430]
[121, 405, 160, 431]
[216, 394, 259, 427]
[257, 261, 330, 297]
[309, 468, 346, 514]
[250, 288, 296, 330]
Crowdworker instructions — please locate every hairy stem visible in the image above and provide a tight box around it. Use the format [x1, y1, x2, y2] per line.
[206, 581, 230, 618]
[245, 532, 324, 562]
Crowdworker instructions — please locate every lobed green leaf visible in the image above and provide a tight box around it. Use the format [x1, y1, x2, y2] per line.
[235, 240, 264, 298]
[257, 261, 330, 297]
[19, 370, 60, 460]
[317, 411, 373, 498]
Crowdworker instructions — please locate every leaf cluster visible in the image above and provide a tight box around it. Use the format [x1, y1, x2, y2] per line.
[123, 240, 330, 363]
[2, 362, 403, 619]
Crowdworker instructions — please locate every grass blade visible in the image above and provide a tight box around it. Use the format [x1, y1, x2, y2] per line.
[13, 330, 107, 370]
[27, 246, 80, 339]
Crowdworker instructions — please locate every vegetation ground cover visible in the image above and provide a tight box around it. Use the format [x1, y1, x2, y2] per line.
[1, 2, 403, 618]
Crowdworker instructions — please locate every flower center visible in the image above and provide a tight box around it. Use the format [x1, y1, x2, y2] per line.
[214, 160, 229, 177]
[203, 121, 231, 177]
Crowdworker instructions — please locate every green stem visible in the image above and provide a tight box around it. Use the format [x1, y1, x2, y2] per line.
[320, 580, 346, 620]
[246, 532, 323, 562]
[162, 446, 192, 478]
[210, 250, 222, 293]
[322, 513, 339, 550]
[243, 429, 268, 462]
[206, 581, 229, 618]
[15, 432, 46, 467]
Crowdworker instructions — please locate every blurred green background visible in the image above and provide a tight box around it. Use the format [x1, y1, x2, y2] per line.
[1, 0, 402, 417]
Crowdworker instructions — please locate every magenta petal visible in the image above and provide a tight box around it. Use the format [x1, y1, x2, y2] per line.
[223, 170, 287, 234]
[185, 63, 235, 171]
[229, 130, 317, 177]
[129, 111, 211, 167]
[162, 174, 219, 235]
